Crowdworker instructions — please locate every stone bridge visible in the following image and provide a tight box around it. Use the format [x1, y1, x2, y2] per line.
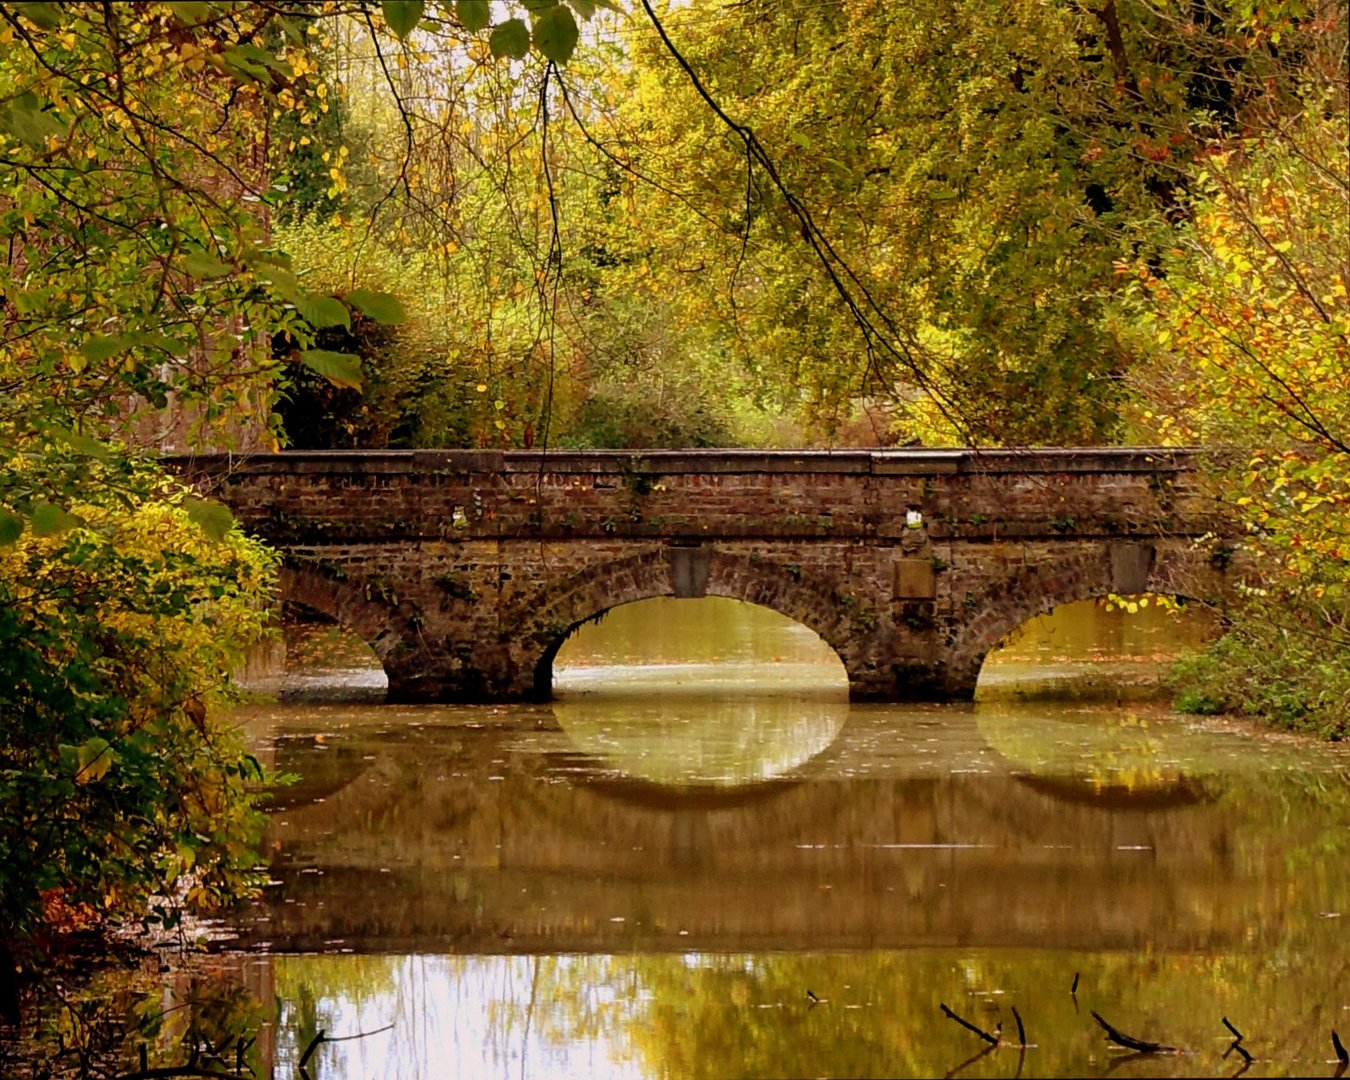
[171, 448, 1232, 702]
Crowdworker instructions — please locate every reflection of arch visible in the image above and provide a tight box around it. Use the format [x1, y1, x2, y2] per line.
[1013, 774, 1213, 811]
[948, 545, 1223, 692]
[277, 562, 416, 677]
[511, 548, 860, 694]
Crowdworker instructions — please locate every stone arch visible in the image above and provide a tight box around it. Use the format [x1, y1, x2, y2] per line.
[945, 541, 1225, 694]
[276, 561, 418, 677]
[509, 546, 864, 696]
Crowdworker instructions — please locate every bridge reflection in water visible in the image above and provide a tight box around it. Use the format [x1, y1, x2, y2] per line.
[234, 598, 1316, 959]
[240, 701, 1325, 957]
[218, 596, 1348, 1079]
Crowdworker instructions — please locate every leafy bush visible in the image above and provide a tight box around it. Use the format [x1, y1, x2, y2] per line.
[0, 450, 278, 956]
[1170, 622, 1350, 740]
[1132, 82, 1349, 738]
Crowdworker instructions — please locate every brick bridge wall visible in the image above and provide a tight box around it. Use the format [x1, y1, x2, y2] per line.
[170, 448, 1232, 702]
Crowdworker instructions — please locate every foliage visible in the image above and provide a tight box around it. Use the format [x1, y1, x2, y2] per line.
[1127, 25, 1348, 735]
[0, 1, 392, 962]
[270, 37, 772, 450]
[0, 444, 278, 952]
[561, 0, 1339, 445]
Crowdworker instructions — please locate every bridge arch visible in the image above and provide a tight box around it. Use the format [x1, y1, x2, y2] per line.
[946, 542, 1224, 694]
[512, 546, 871, 696]
[277, 562, 424, 689]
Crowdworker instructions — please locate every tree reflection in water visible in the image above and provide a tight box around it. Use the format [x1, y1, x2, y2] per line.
[13, 597, 1349, 1079]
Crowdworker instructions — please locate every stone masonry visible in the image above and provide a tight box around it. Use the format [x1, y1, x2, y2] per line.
[168, 448, 1234, 702]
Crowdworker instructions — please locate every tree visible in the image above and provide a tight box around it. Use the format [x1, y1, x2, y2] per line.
[1130, 57, 1349, 734]
[569, 0, 1338, 444]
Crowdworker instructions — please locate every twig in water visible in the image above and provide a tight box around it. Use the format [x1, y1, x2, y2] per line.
[298, 1022, 396, 1072]
[941, 1043, 996, 1080]
[297, 1030, 325, 1072]
[940, 1003, 999, 1046]
[1226, 1040, 1253, 1064]
[1090, 1011, 1176, 1053]
[1334, 1030, 1348, 1065]
[1223, 1016, 1245, 1042]
[1011, 1005, 1027, 1048]
[1070, 972, 1080, 995]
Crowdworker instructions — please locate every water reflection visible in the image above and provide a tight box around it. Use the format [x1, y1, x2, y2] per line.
[979, 596, 1216, 701]
[234, 947, 1349, 1080]
[24, 596, 1350, 1080]
[235, 702, 1349, 959]
[552, 597, 849, 786]
[238, 622, 387, 702]
[976, 708, 1209, 806]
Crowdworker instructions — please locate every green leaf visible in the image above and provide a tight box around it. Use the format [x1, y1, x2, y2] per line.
[219, 45, 271, 83]
[531, 5, 579, 63]
[166, 2, 212, 26]
[45, 424, 112, 460]
[74, 737, 116, 785]
[382, 0, 425, 39]
[456, 0, 491, 31]
[300, 349, 363, 390]
[30, 501, 81, 537]
[183, 496, 234, 542]
[489, 18, 531, 60]
[80, 332, 183, 364]
[256, 263, 301, 304]
[522, 0, 557, 10]
[228, 43, 290, 74]
[296, 292, 352, 330]
[182, 251, 233, 278]
[345, 288, 407, 325]
[81, 335, 131, 363]
[12, 2, 63, 29]
[0, 508, 22, 546]
[0, 91, 64, 147]
[567, 0, 597, 18]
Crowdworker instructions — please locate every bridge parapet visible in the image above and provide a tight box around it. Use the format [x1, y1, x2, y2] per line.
[167, 448, 1233, 702]
[170, 447, 1222, 542]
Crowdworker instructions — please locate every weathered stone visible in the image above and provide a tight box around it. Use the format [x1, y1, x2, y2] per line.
[167, 448, 1234, 703]
[893, 557, 936, 600]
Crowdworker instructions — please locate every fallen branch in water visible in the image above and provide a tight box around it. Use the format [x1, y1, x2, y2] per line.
[1011, 1005, 1027, 1048]
[942, 1042, 997, 1080]
[298, 1029, 325, 1072]
[1223, 1016, 1245, 1043]
[1070, 972, 1080, 996]
[1090, 1010, 1175, 1053]
[1225, 1040, 1253, 1064]
[299, 1022, 397, 1072]
[940, 1003, 999, 1046]
[1334, 1030, 1348, 1065]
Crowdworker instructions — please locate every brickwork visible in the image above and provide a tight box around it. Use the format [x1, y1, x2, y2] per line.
[168, 448, 1233, 701]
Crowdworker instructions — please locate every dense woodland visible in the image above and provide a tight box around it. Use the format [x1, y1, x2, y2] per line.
[0, 0, 1346, 978]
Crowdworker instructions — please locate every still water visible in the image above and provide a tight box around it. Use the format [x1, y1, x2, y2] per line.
[52, 599, 1350, 1077]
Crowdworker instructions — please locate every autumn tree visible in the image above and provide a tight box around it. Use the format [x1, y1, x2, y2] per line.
[1127, 2, 1349, 735]
[568, 0, 1333, 444]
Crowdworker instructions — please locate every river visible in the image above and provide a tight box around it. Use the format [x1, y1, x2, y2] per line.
[31, 598, 1350, 1078]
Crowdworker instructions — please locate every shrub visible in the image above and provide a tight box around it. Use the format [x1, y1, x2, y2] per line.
[0, 450, 278, 959]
